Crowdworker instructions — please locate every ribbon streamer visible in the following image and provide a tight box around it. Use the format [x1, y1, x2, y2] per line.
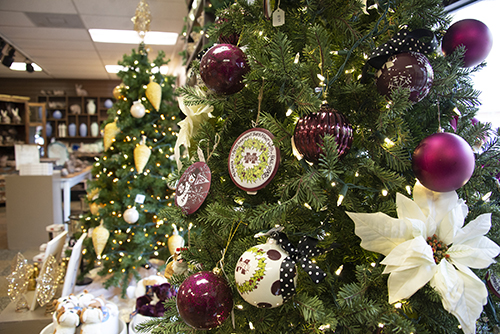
[368, 28, 438, 69]
[174, 88, 214, 171]
[271, 232, 330, 301]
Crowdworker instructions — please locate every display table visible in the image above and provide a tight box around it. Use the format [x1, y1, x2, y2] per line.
[0, 291, 52, 333]
[60, 166, 92, 222]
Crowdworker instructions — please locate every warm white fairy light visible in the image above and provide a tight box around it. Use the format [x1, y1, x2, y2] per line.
[331, 181, 336, 187]
[381, 189, 388, 196]
[236, 304, 243, 310]
[384, 137, 395, 148]
[335, 265, 343, 275]
[304, 203, 312, 210]
[249, 322, 255, 330]
[286, 108, 293, 116]
[371, 262, 376, 267]
[337, 194, 344, 206]
[482, 192, 492, 202]
[406, 185, 412, 195]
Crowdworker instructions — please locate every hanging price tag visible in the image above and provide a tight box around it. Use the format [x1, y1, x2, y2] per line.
[135, 194, 146, 204]
[272, 7, 285, 27]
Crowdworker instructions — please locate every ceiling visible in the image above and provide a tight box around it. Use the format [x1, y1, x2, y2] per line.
[0, 0, 188, 80]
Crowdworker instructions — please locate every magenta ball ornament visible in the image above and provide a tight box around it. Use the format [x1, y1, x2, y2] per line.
[442, 19, 493, 68]
[200, 44, 250, 95]
[176, 271, 233, 330]
[293, 104, 353, 163]
[412, 132, 475, 192]
[375, 52, 434, 102]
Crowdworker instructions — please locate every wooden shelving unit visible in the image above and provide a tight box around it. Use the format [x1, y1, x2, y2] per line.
[37, 95, 113, 143]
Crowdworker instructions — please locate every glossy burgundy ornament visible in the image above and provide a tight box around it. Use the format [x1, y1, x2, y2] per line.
[375, 52, 434, 102]
[200, 44, 249, 95]
[176, 271, 233, 330]
[412, 132, 475, 192]
[442, 19, 493, 68]
[293, 105, 353, 163]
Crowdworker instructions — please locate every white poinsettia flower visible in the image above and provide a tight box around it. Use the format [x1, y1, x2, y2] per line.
[347, 182, 500, 334]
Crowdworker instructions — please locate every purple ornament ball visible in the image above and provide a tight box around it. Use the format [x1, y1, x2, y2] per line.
[412, 132, 475, 192]
[176, 271, 233, 330]
[442, 19, 493, 68]
[376, 52, 434, 102]
[200, 44, 249, 95]
[293, 104, 353, 163]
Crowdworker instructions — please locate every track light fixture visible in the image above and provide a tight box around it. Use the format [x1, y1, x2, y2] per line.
[2, 47, 15, 67]
[26, 62, 34, 73]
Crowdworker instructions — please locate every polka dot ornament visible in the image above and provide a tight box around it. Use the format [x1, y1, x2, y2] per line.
[368, 28, 438, 69]
[234, 238, 296, 308]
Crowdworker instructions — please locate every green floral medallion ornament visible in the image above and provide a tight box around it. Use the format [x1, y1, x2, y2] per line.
[228, 128, 280, 194]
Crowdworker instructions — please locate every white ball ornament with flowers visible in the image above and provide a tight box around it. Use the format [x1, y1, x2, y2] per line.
[234, 238, 297, 308]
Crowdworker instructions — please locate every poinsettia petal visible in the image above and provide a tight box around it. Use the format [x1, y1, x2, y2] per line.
[407, 218, 428, 239]
[413, 183, 462, 228]
[435, 202, 467, 245]
[430, 260, 487, 334]
[449, 236, 500, 269]
[453, 213, 492, 245]
[380, 237, 437, 303]
[347, 212, 413, 256]
[396, 192, 427, 226]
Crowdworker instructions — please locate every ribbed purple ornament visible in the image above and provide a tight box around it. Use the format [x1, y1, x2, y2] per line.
[176, 271, 233, 330]
[293, 105, 353, 163]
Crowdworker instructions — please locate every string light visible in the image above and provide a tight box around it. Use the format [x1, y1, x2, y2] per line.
[335, 265, 343, 275]
[381, 189, 388, 196]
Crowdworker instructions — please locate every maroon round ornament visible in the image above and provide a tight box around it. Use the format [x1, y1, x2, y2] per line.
[175, 161, 211, 215]
[412, 132, 475, 192]
[442, 19, 493, 68]
[375, 52, 434, 102]
[176, 271, 233, 330]
[293, 104, 353, 163]
[200, 44, 250, 95]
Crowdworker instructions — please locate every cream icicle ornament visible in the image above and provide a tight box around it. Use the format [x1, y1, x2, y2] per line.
[92, 220, 110, 259]
[134, 135, 151, 174]
[103, 119, 120, 151]
[347, 182, 500, 334]
[146, 81, 161, 111]
[174, 87, 213, 171]
[168, 224, 185, 256]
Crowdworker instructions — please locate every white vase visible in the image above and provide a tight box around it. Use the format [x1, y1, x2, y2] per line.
[90, 122, 99, 137]
[87, 99, 96, 115]
[58, 124, 67, 137]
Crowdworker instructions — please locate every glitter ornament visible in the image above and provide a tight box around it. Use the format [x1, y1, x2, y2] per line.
[145, 81, 161, 111]
[200, 44, 249, 95]
[442, 19, 493, 68]
[412, 132, 475, 192]
[176, 271, 233, 329]
[123, 206, 139, 224]
[375, 52, 434, 102]
[92, 220, 110, 259]
[103, 120, 120, 151]
[113, 84, 125, 100]
[235, 238, 296, 308]
[134, 136, 151, 174]
[130, 100, 146, 118]
[293, 104, 353, 163]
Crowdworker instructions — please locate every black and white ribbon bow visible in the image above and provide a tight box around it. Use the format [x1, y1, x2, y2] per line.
[368, 28, 438, 69]
[271, 232, 331, 302]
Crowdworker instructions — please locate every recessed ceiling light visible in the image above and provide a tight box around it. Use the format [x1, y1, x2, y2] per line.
[89, 29, 178, 45]
[105, 65, 126, 73]
[10, 62, 42, 71]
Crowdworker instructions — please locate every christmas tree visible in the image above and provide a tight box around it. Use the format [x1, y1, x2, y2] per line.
[141, 0, 500, 333]
[80, 43, 181, 290]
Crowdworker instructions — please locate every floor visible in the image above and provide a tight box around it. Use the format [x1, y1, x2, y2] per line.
[0, 200, 83, 313]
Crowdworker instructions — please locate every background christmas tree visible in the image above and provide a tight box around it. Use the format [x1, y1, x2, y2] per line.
[139, 0, 500, 333]
[80, 43, 181, 291]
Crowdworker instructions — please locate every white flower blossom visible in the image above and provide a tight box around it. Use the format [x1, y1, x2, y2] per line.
[347, 183, 500, 334]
